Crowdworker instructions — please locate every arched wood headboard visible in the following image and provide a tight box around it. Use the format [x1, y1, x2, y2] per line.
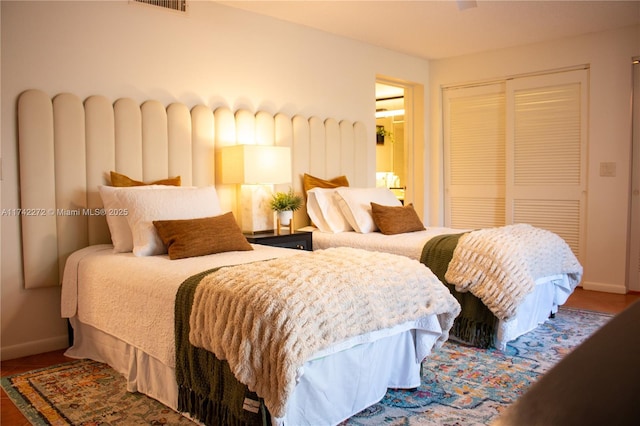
[17, 89, 368, 288]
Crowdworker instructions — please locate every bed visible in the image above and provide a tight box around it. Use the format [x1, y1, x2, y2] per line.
[306, 183, 584, 350]
[61, 241, 460, 425]
[16, 90, 461, 426]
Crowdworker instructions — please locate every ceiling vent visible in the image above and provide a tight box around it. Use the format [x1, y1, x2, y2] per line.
[133, 0, 187, 13]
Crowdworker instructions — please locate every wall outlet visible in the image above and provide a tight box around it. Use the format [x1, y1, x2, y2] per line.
[600, 162, 617, 177]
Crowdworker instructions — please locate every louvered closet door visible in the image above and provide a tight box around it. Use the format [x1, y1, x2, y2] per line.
[506, 69, 588, 261]
[443, 83, 506, 228]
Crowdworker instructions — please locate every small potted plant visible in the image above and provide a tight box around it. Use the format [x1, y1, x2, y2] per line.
[270, 188, 303, 232]
[376, 125, 392, 145]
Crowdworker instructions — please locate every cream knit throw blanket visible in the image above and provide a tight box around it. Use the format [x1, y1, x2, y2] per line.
[445, 224, 583, 321]
[189, 246, 461, 418]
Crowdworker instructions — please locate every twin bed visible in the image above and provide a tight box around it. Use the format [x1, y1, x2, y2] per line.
[17, 90, 582, 425]
[306, 182, 583, 350]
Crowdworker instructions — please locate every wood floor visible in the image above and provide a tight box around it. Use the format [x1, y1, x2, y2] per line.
[2, 288, 639, 425]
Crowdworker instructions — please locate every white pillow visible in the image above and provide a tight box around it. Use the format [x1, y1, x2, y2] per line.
[306, 188, 353, 233]
[334, 187, 402, 233]
[98, 185, 174, 253]
[114, 186, 222, 256]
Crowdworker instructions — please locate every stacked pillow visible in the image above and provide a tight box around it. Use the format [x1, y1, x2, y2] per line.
[303, 173, 425, 235]
[99, 171, 251, 258]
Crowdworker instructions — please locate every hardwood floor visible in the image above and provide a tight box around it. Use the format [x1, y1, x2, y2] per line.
[2, 288, 639, 425]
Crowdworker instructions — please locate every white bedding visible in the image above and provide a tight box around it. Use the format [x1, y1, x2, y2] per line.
[61, 244, 452, 425]
[313, 227, 463, 259]
[313, 228, 579, 349]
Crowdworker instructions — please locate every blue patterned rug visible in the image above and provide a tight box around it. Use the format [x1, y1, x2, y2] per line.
[342, 307, 612, 425]
[2, 307, 611, 425]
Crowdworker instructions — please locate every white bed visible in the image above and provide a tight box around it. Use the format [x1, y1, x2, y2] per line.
[313, 228, 577, 350]
[16, 90, 461, 426]
[305, 185, 583, 350]
[61, 243, 458, 425]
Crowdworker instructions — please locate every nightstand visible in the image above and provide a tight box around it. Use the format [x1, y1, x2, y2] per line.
[244, 230, 312, 251]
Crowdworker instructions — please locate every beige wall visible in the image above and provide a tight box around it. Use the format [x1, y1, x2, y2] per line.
[0, 0, 430, 359]
[429, 25, 640, 295]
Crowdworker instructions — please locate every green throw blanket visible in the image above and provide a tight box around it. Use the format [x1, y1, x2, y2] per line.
[175, 268, 269, 426]
[420, 233, 498, 349]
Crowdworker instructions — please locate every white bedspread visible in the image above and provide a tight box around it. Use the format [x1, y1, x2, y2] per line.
[61, 244, 299, 366]
[313, 227, 463, 259]
[61, 244, 452, 370]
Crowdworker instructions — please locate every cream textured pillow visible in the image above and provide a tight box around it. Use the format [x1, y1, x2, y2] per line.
[306, 188, 353, 233]
[115, 186, 222, 256]
[371, 202, 425, 235]
[99, 185, 174, 253]
[153, 212, 253, 260]
[110, 171, 181, 187]
[334, 187, 402, 233]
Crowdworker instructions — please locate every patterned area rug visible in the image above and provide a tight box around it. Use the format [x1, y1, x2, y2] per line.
[1, 308, 611, 426]
[343, 307, 612, 425]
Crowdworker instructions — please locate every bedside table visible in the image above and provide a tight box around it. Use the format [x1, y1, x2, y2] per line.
[244, 230, 312, 251]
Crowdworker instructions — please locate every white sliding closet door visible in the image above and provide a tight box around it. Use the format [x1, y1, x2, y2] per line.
[506, 70, 588, 260]
[443, 69, 588, 262]
[443, 83, 506, 228]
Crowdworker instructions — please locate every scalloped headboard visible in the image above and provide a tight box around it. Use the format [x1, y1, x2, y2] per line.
[17, 89, 368, 288]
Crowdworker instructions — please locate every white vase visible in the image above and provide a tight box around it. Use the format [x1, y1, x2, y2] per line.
[278, 210, 293, 226]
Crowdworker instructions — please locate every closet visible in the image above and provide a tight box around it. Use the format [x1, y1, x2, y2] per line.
[443, 68, 588, 262]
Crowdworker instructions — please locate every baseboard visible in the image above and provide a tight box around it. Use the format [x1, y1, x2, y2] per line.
[581, 280, 627, 294]
[0, 334, 69, 361]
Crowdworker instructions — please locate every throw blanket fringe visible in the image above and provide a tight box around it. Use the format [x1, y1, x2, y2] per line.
[188, 247, 461, 418]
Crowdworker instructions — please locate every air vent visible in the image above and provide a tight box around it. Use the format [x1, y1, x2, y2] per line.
[134, 0, 187, 13]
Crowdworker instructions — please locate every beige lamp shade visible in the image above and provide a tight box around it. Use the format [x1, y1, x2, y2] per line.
[219, 144, 292, 184]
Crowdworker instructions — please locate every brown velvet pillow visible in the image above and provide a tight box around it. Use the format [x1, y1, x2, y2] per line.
[370, 202, 426, 235]
[111, 171, 181, 187]
[302, 173, 349, 194]
[153, 212, 253, 260]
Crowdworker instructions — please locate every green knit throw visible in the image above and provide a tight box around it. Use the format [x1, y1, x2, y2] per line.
[175, 268, 270, 426]
[420, 233, 498, 349]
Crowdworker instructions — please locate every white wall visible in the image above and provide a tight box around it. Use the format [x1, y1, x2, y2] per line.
[429, 25, 640, 295]
[0, 0, 430, 359]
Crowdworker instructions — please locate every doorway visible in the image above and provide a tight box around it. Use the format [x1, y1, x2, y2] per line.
[375, 83, 406, 202]
[374, 78, 425, 219]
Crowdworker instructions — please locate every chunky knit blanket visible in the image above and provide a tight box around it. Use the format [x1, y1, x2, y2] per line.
[445, 223, 583, 320]
[188, 246, 461, 418]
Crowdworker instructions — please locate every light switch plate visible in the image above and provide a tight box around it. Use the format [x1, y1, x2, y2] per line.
[600, 162, 616, 177]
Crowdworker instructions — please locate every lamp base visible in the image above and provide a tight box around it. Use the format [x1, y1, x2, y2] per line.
[239, 184, 275, 234]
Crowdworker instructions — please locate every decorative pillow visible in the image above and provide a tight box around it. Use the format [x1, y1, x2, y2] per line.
[153, 212, 253, 260]
[306, 188, 353, 233]
[99, 184, 173, 253]
[110, 171, 181, 187]
[371, 202, 425, 235]
[334, 187, 402, 233]
[303, 173, 349, 194]
[115, 186, 222, 256]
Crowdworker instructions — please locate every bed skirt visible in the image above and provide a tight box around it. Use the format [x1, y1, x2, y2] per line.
[65, 317, 443, 425]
